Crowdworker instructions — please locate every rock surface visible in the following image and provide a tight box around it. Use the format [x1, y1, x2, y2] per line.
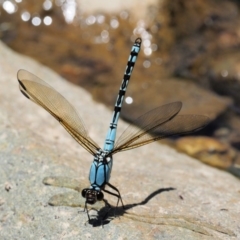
[0, 41, 240, 239]
[175, 136, 237, 170]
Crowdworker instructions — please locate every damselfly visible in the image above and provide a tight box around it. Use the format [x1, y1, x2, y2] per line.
[17, 38, 210, 221]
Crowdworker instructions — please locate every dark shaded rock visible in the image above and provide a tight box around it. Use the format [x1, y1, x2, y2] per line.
[117, 77, 232, 122]
[208, 51, 240, 105]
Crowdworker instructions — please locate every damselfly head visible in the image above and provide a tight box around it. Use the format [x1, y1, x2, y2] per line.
[82, 188, 104, 205]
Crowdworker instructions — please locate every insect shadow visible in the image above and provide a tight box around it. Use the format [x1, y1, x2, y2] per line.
[88, 187, 176, 227]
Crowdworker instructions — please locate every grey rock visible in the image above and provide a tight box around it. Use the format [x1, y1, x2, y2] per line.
[0, 41, 239, 239]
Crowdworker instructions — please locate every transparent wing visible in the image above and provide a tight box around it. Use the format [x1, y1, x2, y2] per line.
[111, 103, 210, 154]
[112, 102, 182, 153]
[17, 69, 100, 155]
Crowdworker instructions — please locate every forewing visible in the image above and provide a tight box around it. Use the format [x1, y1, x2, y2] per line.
[112, 102, 182, 154]
[17, 69, 100, 155]
[111, 105, 210, 154]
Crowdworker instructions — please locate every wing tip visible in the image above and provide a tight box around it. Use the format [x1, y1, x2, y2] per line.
[17, 69, 26, 79]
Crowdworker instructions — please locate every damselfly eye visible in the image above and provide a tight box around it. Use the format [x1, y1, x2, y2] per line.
[97, 191, 104, 201]
[82, 189, 87, 198]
